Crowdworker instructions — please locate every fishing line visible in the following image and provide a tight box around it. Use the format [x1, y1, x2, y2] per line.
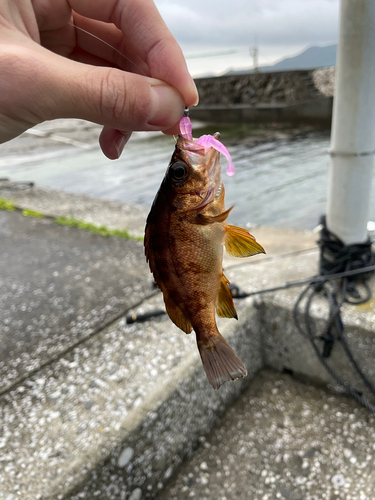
[68, 22, 148, 77]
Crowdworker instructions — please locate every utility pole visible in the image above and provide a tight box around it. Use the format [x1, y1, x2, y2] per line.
[250, 36, 259, 73]
[326, 0, 375, 244]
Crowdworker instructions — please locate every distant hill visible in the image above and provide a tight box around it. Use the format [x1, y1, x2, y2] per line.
[270, 44, 337, 70]
[224, 44, 337, 76]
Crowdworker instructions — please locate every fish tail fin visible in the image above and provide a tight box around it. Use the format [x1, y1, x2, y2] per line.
[196, 332, 247, 390]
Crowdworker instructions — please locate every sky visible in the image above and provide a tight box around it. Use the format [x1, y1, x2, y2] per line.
[155, 0, 340, 77]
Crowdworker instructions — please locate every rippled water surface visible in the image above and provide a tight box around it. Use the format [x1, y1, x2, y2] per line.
[1, 126, 375, 231]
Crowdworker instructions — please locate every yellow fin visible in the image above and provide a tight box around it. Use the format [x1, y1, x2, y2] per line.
[195, 206, 233, 225]
[216, 274, 238, 319]
[225, 225, 265, 258]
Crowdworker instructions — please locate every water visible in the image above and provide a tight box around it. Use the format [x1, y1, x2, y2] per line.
[1, 127, 375, 231]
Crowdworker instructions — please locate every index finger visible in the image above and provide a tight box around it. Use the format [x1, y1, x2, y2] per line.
[69, 0, 198, 107]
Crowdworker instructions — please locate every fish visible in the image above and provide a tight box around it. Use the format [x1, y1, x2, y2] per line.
[144, 119, 265, 390]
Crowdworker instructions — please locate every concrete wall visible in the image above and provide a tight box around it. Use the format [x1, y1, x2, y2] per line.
[191, 68, 334, 126]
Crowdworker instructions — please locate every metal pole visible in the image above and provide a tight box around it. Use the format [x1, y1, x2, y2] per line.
[326, 0, 375, 245]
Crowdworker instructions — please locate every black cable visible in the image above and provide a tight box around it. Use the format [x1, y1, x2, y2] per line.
[293, 283, 375, 413]
[292, 216, 375, 411]
[126, 263, 375, 325]
[126, 309, 166, 324]
[228, 263, 375, 299]
[335, 276, 375, 394]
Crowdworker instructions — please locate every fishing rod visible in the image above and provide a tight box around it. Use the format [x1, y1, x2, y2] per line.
[126, 263, 375, 323]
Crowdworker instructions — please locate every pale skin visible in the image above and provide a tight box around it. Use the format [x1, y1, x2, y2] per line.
[0, 0, 198, 158]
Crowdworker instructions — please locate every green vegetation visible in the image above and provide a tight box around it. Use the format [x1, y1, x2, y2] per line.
[0, 197, 142, 241]
[22, 209, 44, 218]
[54, 216, 143, 241]
[0, 197, 15, 211]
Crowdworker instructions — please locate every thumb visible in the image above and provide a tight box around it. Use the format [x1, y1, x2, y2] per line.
[32, 51, 186, 132]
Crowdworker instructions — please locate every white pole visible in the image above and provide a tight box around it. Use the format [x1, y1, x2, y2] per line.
[326, 0, 375, 245]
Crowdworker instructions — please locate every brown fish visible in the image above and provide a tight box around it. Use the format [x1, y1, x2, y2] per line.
[144, 132, 265, 389]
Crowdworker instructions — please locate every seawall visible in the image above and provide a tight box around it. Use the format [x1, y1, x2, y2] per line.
[190, 68, 335, 126]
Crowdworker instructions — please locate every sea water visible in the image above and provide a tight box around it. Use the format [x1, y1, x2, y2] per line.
[1, 125, 374, 231]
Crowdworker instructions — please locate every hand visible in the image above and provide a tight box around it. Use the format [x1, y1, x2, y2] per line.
[0, 0, 198, 158]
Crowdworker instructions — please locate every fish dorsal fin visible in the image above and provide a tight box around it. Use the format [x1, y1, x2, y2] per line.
[195, 206, 233, 225]
[216, 274, 238, 319]
[164, 291, 193, 334]
[225, 225, 265, 258]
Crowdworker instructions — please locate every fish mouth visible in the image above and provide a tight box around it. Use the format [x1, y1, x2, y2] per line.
[194, 149, 222, 209]
[194, 180, 223, 210]
[177, 137, 222, 210]
[194, 170, 222, 210]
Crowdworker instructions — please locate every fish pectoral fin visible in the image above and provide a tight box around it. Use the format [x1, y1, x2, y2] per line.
[216, 274, 238, 319]
[225, 224, 265, 258]
[196, 331, 247, 390]
[195, 206, 233, 225]
[164, 294, 192, 334]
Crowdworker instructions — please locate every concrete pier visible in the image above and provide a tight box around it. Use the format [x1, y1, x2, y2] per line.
[0, 185, 374, 500]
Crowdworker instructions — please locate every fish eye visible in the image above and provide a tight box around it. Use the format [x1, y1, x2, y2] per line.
[169, 161, 189, 183]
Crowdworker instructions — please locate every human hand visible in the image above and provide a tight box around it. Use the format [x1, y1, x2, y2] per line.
[0, 0, 198, 158]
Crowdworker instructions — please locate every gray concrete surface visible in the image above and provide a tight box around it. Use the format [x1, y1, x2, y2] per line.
[158, 370, 375, 500]
[223, 244, 375, 405]
[1, 187, 375, 500]
[260, 291, 375, 403]
[0, 209, 150, 393]
[225, 245, 375, 406]
[0, 190, 262, 500]
[0, 282, 262, 500]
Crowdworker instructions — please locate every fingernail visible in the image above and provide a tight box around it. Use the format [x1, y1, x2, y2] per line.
[149, 85, 185, 127]
[189, 79, 199, 106]
[114, 132, 131, 158]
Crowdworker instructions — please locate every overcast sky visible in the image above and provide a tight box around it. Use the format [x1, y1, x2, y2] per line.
[155, 0, 340, 77]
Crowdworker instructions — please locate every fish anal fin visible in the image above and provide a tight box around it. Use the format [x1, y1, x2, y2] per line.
[225, 224, 265, 257]
[216, 274, 238, 319]
[197, 332, 247, 390]
[195, 206, 233, 225]
[163, 293, 192, 334]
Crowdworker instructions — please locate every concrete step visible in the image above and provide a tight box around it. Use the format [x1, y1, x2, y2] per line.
[158, 370, 375, 500]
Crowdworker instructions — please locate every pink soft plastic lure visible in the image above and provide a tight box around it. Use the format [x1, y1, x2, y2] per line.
[179, 115, 235, 176]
